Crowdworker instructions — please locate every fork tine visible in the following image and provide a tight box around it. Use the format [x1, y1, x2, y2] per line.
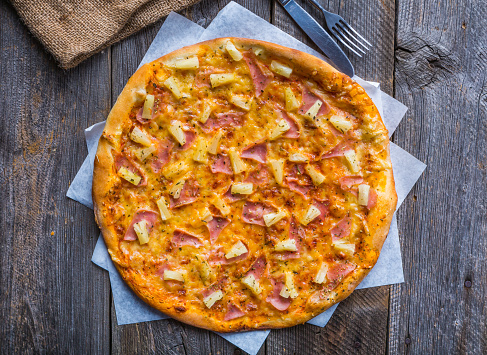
[339, 21, 372, 48]
[333, 26, 366, 54]
[336, 22, 370, 52]
[331, 28, 363, 57]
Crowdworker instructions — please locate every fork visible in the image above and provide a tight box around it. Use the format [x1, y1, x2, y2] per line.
[306, 0, 371, 57]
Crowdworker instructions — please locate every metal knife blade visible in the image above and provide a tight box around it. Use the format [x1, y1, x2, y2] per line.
[277, 0, 354, 77]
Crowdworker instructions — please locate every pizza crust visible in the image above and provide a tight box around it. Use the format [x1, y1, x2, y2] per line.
[93, 37, 397, 332]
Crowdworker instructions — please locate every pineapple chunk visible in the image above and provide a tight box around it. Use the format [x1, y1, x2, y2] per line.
[314, 263, 329, 284]
[198, 260, 212, 283]
[280, 272, 298, 299]
[230, 95, 253, 111]
[212, 195, 230, 216]
[133, 220, 150, 245]
[207, 130, 224, 155]
[263, 210, 287, 227]
[199, 103, 213, 124]
[164, 76, 183, 99]
[225, 41, 243, 61]
[169, 178, 186, 199]
[231, 183, 253, 195]
[203, 290, 223, 308]
[168, 121, 186, 146]
[229, 148, 246, 174]
[358, 184, 370, 206]
[241, 274, 262, 295]
[270, 60, 293, 78]
[268, 159, 285, 185]
[193, 138, 208, 163]
[141, 94, 155, 120]
[288, 153, 309, 162]
[225, 241, 248, 259]
[333, 240, 355, 256]
[134, 145, 156, 162]
[200, 208, 213, 223]
[156, 196, 172, 221]
[163, 270, 185, 282]
[134, 87, 146, 101]
[329, 115, 352, 133]
[173, 56, 199, 70]
[163, 161, 189, 179]
[210, 73, 235, 88]
[285, 87, 300, 111]
[253, 47, 264, 57]
[305, 99, 322, 119]
[118, 167, 141, 186]
[305, 165, 326, 186]
[344, 150, 360, 173]
[274, 239, 297, 252]
[269, 119, 290, 140]
[300, 205, 321, 225]
[130, 127, 152, 146]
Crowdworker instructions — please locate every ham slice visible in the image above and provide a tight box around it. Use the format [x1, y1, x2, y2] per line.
[223, 186, 247, 203]
[321, 141, 352, 159]
[224, 304, 246, 321]
[287, 164, 313, 186]
[244, 164, 270, 187]
[330, 216, 352, 241]
[209, 246, 249, 265]
[172, 229, 203, 248]
[298, 85, 331, 117]
[280, 110, 300, 138]
[339, 176, 364, 191]
[326, 262, 356, 290]
[243, 52, 273, 97]
[114, 153, 147, 186]
[242, 201, 275, 226]
[313, 199, 330, 221]
[177, 129, 196, 151]
[367, 188, 378, 209]
[286, 180, 312, 199]
[246, 257, 266, 280]
[266, 279, 291, 311]
[206, 216, 231, 244]
[275, 218, 303, 260]
[200, 111, 244, 133]
[241, 143, 267, 163]
[194, 67, 223, 89]
[211, 154, 233, 175]
[150, 139, 174, 174]
[135, 107, 152, 125]
[169, 179, 199, 208]
[124, 210, 158, 241]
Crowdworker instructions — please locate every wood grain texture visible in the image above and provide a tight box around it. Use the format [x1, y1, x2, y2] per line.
[0, 1, 111, 354]
[389, 0, 487, 353]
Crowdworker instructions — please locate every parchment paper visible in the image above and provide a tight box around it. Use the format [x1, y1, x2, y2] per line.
[66, 3, 426, 354]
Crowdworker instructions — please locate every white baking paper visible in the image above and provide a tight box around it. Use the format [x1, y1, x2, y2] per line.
[66, 3, 426, 354]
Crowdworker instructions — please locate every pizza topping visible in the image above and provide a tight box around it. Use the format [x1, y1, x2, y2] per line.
[156, 196, 172, 221]
[198, 102, 213, 124]
[150, 139, 174, 174]
[321, 141, 353, 159]
[268, 159, 285, 185]
[133, 220, 150, 244]
[134, 145, 156, 162]
[225, 241, 248, 259]
[203, 290, 223, 309]
[367, 188, 378, 209]
[269, 119, 290, 140]
[284, 87, 300, 112]
[299, 85, 330, 117]
[231, 183, 254, 195]
[130, 126, 152, 146]
[164, 77, 183, 99]
[287, 180, 312, 199]
[267, 279, 291, 311]
[118, 167, 141, 186]
[211, 194, 231, 216]
[246, 256, 266, 280]
[168, 120, 186, 146]
[279, 110, 300, 138]
[206, 216, 231, 244]
[344, 150, 360, 173]
[241, 142, 267, 164]
[333, 240, 355, 256]
[241, 274, 262, 295]
[123, 210, 158, 241]
[210, 73, 236, 88]
[275, 218, 302, 259]
[163, 270, 185, 282]
[169, 178, 199, 208]
[313, 199, 330, 221]
[314, 263, 329, 284]
[229, 148, 247, 174]
[242, 201, 276, 226]
[305, 164, 326, 186]
[163, 161, 189, 179]
[304, 100, 322, 120]
[224, 304, 246, 321]
[178, 129, 197, 151]
[201, 111, 244, 133]
[230, 95, 253, 111]
[207, 130, 224, 155]
[288, 152, 310, 163]
[223, 186, 247, 203]
[280, 272, 298, 299]
[339, 176, 364, 191]
[263, 210, 287, 227]
[326, 262, 356, 290]
[141, 94, 155, 120]
[210, 246, 248, 265]
[173, 56, 199, 70]
[274, 239, 297, 252]
[300, 205, 321, 225]
[243, 52, 273, 97]
[114, 154, 146, 186]
[172, 229, 203, 248]
[270, 60, 293, 78]
[169, 178, 186, 199]
[330, 216, 352, 241]
[329, 115, 352, 133]
[225, 41, 243, 61]
[244, 164, 270, 187]
[357, 184, 370, 206]
[211, 154, 233, 175]
[193, 138, 208, 163]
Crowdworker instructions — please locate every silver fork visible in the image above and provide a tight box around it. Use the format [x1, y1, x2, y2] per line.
[306, 0, 371, 57]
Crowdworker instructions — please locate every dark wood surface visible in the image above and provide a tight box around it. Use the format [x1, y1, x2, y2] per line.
[1, 0, 485, 353]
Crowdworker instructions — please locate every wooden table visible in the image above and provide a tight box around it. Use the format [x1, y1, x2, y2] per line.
[1, 0, 486, 353]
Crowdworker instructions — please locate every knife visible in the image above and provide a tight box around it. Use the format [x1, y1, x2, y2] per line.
[277, 0, 354, 77]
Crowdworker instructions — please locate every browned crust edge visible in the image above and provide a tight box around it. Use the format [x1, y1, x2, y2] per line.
[92, 37, 398, 332]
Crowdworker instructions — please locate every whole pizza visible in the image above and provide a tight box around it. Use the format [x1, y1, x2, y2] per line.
[93, 37, 397, 332]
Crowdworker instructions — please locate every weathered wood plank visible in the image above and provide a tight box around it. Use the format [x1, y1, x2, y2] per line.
[389, 0, 487, 353]
[0, 1, 111, 354]
[269, 0, 395, 353]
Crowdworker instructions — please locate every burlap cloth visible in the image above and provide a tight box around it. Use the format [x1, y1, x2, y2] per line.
[11, 0, 201, 69]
